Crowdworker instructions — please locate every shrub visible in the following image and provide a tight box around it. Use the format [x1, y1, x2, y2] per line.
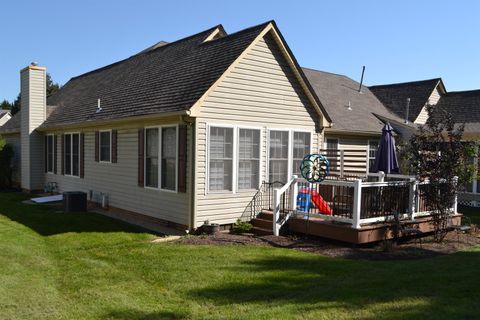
[0, 137, 14, 188]
[231, 219, 253, 234]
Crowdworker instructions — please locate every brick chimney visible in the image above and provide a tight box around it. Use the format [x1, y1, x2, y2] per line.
[20, 64, 46, 192]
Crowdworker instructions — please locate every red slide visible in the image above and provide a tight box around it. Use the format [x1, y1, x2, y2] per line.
[310, 189, 333, 215]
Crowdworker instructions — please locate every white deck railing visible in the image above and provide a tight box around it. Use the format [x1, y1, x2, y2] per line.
[272, 173, 458, 236]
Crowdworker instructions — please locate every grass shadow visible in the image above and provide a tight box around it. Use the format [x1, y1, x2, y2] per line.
[0, 192, 150, 236]
[188, 249, 480, 319]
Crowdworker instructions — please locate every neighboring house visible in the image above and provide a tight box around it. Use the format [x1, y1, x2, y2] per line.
[0, 110, 11, 126]
[435, 89, 480, 199]
[302, 68, 413, 175]
[370, 78, 446, 125]
[0, 21, 332, 230]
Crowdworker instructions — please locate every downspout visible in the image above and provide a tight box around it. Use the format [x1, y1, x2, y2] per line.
[189, 118, 197, 231]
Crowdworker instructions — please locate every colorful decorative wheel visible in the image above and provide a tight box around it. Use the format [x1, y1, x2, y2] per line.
[300, 154, 330, 183]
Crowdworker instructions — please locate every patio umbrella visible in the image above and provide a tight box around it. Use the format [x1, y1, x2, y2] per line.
[372, 123, 399, 174]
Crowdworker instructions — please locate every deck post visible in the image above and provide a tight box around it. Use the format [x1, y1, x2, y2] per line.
[408, 178, 418, 220]
[290, 175, 298, 213]
[273, 188, 281, 236]
[379, 171, 385, 182]
[453, 176, 458, 213]
[340, 150, 345, 178]
[352, 179, 362, 229]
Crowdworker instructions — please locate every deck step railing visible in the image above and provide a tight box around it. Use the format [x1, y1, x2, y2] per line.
[271, 173, 458, 234]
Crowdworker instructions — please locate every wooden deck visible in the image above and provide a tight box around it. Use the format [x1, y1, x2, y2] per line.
[288, 214, 462, 244]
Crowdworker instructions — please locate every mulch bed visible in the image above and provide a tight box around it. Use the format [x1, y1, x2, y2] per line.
[176, 227, 480, 261]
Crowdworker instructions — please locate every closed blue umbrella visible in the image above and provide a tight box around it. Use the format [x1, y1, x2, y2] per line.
[372, 123, 399, 174]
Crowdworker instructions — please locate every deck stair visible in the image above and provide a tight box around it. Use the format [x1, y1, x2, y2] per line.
[251, 211, 274, 235]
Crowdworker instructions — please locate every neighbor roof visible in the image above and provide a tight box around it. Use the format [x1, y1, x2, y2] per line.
[41, 22, 272, 129]
[369, 78, 444, 123]
[0, 110, 9, 116]
[434, 89, 480, 138]
[302, 68, 405, 134]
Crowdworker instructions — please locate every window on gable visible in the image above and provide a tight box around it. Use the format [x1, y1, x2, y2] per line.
[64, 133, 80, 177]
[209, 127, 233, 191]
[100, 131, 111, 162]
[238, 128, 260, 190]
[47, 135, 54, 173]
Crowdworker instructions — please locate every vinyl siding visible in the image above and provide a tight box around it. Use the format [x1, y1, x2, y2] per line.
[45, 122, 192, 227]
[194, 32, 322, 227]
[415, 86, 442, 124]
[3, 133, 21, 184]
[324, 135, 375, 175]
[20, 67, 46, 190]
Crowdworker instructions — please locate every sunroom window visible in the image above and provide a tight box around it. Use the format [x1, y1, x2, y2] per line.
[292, 132, 311, 177]
[269, 130, 289, 183]
[238, 128, 260, 190]
[209, 127, 233, 191]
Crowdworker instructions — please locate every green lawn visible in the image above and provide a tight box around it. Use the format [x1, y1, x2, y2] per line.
[1, 192, 479, 320]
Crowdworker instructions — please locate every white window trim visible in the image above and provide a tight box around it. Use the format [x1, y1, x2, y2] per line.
[46, 134, 55, 174]
[99, 129, 112, 164]
[64, 132, 81, 178]
[144, 124, 179, 193]
[367, 139, 379, 173]
[236, 126, 263, 192]
[266, 128, 313, 183]
[206, 123, 236, 194]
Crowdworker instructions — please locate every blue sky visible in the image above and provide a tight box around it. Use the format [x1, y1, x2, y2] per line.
[1, 0, 479, 102]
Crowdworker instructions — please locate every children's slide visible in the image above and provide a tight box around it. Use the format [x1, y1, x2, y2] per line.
[310, 189, 333, 215]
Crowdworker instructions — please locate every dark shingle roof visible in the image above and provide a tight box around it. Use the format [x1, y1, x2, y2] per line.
[0, 106, 57, 134]
[0, 110, 9, 116]
[369, 78, 442, 123]
[42, 22, 271, 128]
[302, 68, 404, 134]
[434, 89, 480, 136]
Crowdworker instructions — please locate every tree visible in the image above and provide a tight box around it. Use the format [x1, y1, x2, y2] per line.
[407, 104, 476, 241]
[3, 73, 60, 116]
[0, 100, 11, 110]
[46, 73, 60, 97]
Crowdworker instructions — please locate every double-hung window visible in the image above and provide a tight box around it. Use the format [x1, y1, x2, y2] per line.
[161, 127, 177, 190]
[64, 133, 80, 177]
[208, 127, 233, 191]
[99, 131, 111, 162]
[238, 129, 260, 190]
[268, 131, 289, 183]
[292, 132, 311, 177]
[268, 130, 311, 183]
[368, 140, 379, 172]
[46, 135, 54, 173]
[145, 126, 178, 191]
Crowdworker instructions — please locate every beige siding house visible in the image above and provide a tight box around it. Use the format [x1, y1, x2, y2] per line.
[302, 68, 412, 176]
[0, 21, 331, 231]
